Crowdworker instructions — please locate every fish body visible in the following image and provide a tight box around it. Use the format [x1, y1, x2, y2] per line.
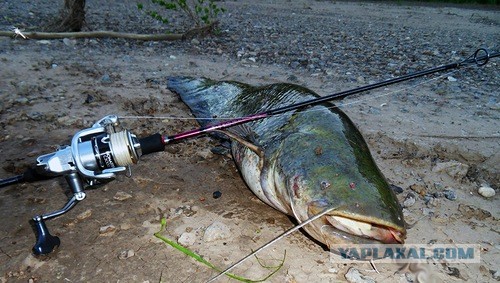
[167, 77, 406, 247]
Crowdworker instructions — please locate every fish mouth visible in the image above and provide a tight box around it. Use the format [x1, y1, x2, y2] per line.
[324, 215, 404, 244]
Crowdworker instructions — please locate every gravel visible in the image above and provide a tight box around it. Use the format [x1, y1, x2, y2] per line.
[1, 1, 497, 131]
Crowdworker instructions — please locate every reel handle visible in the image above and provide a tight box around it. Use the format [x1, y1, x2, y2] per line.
[31, 217, 60, 255]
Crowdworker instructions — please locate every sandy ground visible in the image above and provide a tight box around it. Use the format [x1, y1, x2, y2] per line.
[0, 1, 498, 282]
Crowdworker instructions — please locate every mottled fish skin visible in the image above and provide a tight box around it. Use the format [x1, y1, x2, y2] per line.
[167, 77, 406, 247]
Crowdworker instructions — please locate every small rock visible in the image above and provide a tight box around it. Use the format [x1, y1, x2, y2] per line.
[191, 38, 200, 45]
[99, 225, 117, 236]
[287, 74, 299, 82]
[76, 209, 92, 221]
[432, 192, 444, 198]
[410, 184, 427, 196]
[120, 223, 132, 230]
[213, 190, 222, 199]
[63, 38, 76, 46]
[118, 249, 135, 259]
[423, 194, 433, 204]
[27, 111, 44, 121]
[390, 184, 404, 194]
[478, 185, 495, 198]
[432, 161, 469, 180]
[447, 76, 457, 82]
[196, 148, 214, 159]
[344, 267, 375, 283]
[178, 232, 196, 246]
[203, 221, 231, 242]
[493, 270, 500, 280]
[446, 266, 461, 278]
[422, 208, 434, 216]
[113, 191, 133, 201]
[100, 74, 112, 84]
[434, 182, 444, 190]
[443, 189, 457, 200]
[403, 192, 416, 207]
[37, 40, 51, 45]
[290, 61, 300, 69]
[405, 272, 416, 283]
[427, 197, 441, 207]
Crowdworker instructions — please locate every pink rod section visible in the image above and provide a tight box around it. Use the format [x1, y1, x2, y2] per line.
[163, 113, 268, 143]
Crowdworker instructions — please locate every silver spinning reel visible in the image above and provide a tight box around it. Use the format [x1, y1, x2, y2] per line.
[25, 115, 164, 255]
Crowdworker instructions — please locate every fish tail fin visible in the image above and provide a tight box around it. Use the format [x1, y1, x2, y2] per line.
[167, 76, 245, 126]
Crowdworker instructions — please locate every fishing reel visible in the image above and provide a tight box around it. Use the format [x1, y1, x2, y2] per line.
[26, 115, 165, 255]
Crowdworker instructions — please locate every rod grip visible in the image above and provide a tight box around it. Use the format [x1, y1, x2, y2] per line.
[139, 133, 165, 156]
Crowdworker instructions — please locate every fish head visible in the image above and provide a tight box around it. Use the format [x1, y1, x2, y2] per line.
[285, 171, 406, 248]
[275, 112, 406, 248]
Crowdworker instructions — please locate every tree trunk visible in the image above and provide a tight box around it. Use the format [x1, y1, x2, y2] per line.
[46, 0, 86, 32]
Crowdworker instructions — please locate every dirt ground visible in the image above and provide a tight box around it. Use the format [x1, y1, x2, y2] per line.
[0, 1, 498, 283]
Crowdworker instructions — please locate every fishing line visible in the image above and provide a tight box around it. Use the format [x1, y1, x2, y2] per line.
[205, 207, 335, 283]
[119, 69, 456, 122]
[119, 48, 491, 125]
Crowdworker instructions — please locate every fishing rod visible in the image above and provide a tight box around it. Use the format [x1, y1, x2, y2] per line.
[163, 48, 498, 143]
[0, 48, 497, 255]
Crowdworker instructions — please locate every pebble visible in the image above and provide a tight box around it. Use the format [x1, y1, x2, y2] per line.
[493, 270, 500, 280]
[118, 249, 135, 259]
[76, 209, 92, 221]
[328, 267, 338, 274]
[113, 191, 133, 201]
[191, 38, 200, 45]
[196, 148, 214, 159]
[443, 189, 457, 200]
[403, 192, 416, 207]
[203, 221, 231, 242]
[447, 76, 457, 82]
[478, 185, 495, 198]
[390, 184, 404, 194]
[344, 267, 375, 283]
[100, 74, 112, 84]
[63, 38, 77, 46]
[422, 208, 434, 216]
[434, 182, 444, 190]
[178, 232, 197, 246]
[99, 225, 117, 236]
[426, 197, 441, 207]
[120, 223, 132, 230]
[37, 40, 51, 45]
[410, 184, 427, 196]
[213, 190, 222, 199]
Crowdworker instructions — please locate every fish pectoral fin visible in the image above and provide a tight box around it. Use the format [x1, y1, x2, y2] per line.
[214, 129, 264, 158]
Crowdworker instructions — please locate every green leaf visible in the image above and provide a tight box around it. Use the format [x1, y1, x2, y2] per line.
[137, 3, 144, 10]
[154, 218, 285, 283]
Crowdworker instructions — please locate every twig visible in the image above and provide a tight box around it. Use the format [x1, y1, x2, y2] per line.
[0, 22, 218, 41]
[0, 30, 184, 41]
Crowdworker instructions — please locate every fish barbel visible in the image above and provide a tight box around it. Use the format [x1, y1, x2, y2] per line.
[167, 77, 406, 247]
